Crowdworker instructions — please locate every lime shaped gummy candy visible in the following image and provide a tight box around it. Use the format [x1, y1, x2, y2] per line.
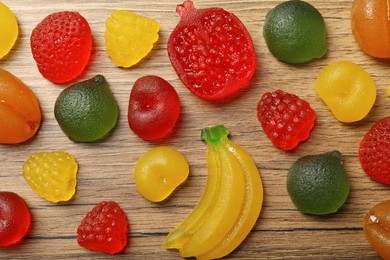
[287, 150, 350, 215]
[55, 75, 118, 142]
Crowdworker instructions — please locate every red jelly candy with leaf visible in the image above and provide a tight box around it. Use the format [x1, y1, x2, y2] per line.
[0, 192, 31, 247]
[128, 75, 180, 141]
[359, 116, 390, 185]
[168, 0, 257, 101]
[30, 11, 92, 84]
[77, 201, 128, 254]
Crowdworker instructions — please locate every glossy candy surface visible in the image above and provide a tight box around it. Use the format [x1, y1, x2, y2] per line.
[23, 151, 78, 203]
[135, 146, 189, 202]
[168, 0, 256, 101]
[30, 11, 92, 84]
[0, 192, 31, 247]
[128, 75, 180, 140]
[351, 0, 390, 58]
[77, 201, 128, 254]
[105, 10, 160, 68]
[0, 2, 18, 59]
[0, 68, 41, 144]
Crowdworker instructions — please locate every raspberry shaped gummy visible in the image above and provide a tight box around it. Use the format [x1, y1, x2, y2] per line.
[168, 0, 257, 101]
[257, 90, 316, 150]
[358, 116, 390, 185]
[30, 11, 92, 84]
[77, 201, 128, 254]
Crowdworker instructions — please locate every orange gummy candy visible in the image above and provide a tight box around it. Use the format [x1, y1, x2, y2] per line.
[351, 0, 390, 58]
[0, 68, 41, 144]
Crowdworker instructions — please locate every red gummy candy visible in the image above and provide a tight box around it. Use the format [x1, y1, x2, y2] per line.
[0, 192, 31, 247]
[359, 116, 390, 185]
[30, 11, 92, 84]
[257, 90, 316, 150]
[77, 201, 128, 254]
[128, 75, 180, 141]
[168, 0, 257, 101]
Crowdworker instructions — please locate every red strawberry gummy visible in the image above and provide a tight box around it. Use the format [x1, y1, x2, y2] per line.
[30, 11, 92, 84]
[77, 201, 128, 254]
[257, 90, 316, 150]
[168, 0, 257, 101]
[359, 116, 390, 185]
[0, 192, 31, 247]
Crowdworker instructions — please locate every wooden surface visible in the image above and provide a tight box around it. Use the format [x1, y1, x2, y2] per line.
[1, 0, 389, 259]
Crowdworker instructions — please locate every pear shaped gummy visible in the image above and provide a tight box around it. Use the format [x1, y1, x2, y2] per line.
[55, 75, 118, 142]
[287, 150, 350, 215]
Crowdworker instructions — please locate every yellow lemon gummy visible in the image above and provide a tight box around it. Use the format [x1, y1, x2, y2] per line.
[0, 2, 18, 59]
[316, 61, 376, 123]
[105, 10, 160, 68]
[23, 151, 78, 203]
[134, 146, 189, 202]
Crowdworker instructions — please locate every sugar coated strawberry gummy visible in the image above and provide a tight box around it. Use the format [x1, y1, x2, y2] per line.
[359, 116, 390, 185]
[30, 11, 92, 84]
[257, 90, 316, 150]
[77, 201, 128, 254]
[0, 192, 31, 247]
[168, 0, 256, 101]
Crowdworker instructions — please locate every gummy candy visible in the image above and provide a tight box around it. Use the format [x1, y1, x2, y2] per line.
[30, 11, 92, 84]
[77, 201, 128, 254]
[23, 151, 78, 203]
[54, 75, 118, 142]
[105, 10, 160, 68]
[0, 2, 18, 59]
[0, 68, 41, 144]
[168, 0, 256, 101]
[135, 146, 189, 202]
[257, 90, 316, 150]
[128, 75, 180, 140]
[0, 192, 31, 247]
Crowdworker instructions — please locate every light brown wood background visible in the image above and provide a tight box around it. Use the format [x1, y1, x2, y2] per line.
[1, 0, 389, 259]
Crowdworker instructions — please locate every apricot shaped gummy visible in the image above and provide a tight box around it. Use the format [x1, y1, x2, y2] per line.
[0, 192, 31, 247]
[0, 68, 41, 144]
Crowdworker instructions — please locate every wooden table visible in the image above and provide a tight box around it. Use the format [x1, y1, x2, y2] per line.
[1, 0, 388, 259]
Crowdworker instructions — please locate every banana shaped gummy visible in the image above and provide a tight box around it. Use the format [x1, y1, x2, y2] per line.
[164, 125, 263, 259]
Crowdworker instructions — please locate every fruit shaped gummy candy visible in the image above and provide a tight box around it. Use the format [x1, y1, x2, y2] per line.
[287, 150, 350, 215]
[105, 10, 160, 68]
[352, 0, 390, 58]
[128, 75, 180, 141]
[23, 151, 78, 203]
[0, 68, 41, 144]
[316, 61, 376, 123]
[257, 90, 316, 150]
[0, 192, 31, 247]
[77, 201, 128, 254]
[30, 11, 92, 84]
[358, 116, 390, 185]
[135, 146, 189, 202]
[168, 0, 256, 101]
[263, 0, 327, 64]
[164, 125, 263, 259]
[363, 200, 390, 259]
[0, 2, 18, 59]
[54, 75, 119, 142]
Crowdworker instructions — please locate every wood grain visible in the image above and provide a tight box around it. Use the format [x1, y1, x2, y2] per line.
[0, 0, 388, 259]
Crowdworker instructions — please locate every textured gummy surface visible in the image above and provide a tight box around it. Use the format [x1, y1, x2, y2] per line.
[77, 201, 128, 254]
[30, 11, 92, 84]
[257, 90, 316, 150]
[359, 116, 390, 185]
[23, 151, 78, 202]
[168, 2, 256, 101]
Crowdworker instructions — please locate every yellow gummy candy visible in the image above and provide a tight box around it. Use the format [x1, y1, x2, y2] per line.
[0, 2, 18, 59]
[105, 10, 160, 68]
[23, 151, 78, 203]
[387, 86, 390, 96]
